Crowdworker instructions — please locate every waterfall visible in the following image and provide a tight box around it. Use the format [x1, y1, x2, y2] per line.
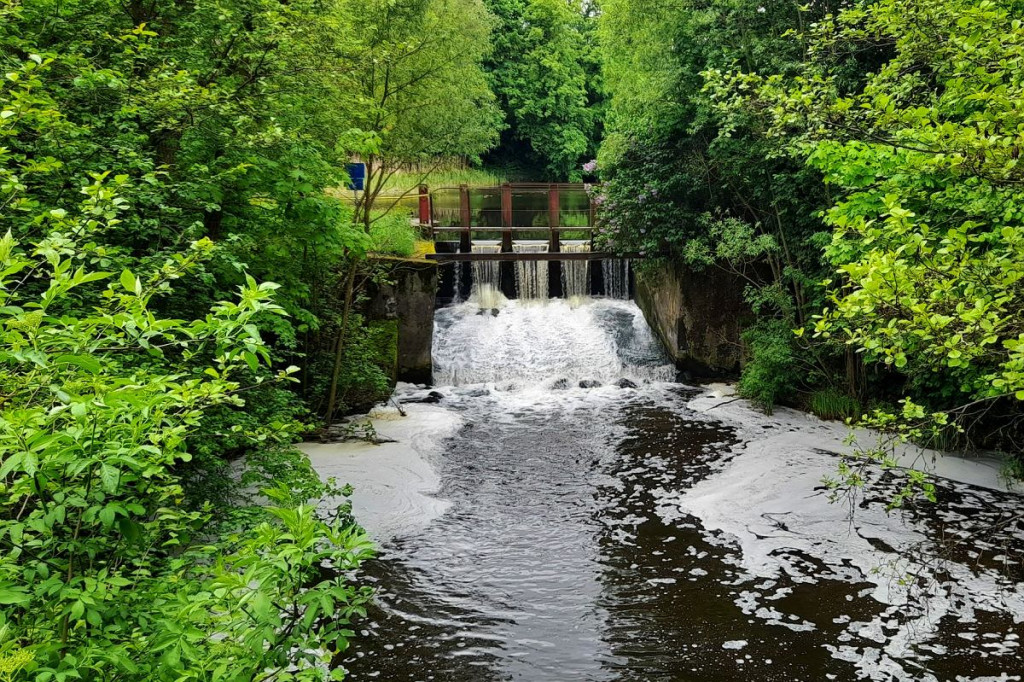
[471, 243, 505, 308]
[560, 242, 591, 302]
[512, 242, 549, 300]
[452, 262, 464, 304]
[602, 259, 631, 299]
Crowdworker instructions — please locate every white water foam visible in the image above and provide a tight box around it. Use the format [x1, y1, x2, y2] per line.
[431, 298, 675, 388]
[659, 385, 1024, 679]
[301, 402, 461, 542]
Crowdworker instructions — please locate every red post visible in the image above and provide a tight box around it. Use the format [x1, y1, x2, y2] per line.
[500, 182, 513, 252]
[548, 183, 560, 253]
[459, 184, 471, 253]
[418, 184, 431, 233]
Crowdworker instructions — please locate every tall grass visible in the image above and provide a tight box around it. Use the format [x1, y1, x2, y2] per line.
[380, 167, 509, 193]
[808, 388, 862, 422]
[369, 213, 418, 257]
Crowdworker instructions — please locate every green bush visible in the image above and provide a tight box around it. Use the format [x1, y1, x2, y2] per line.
[737, 319, 801, 414]
[369, 214, 418, 257]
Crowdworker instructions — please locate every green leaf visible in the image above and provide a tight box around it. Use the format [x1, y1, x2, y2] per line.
[55, 354, 102, 374]
[120, 269, 136, 293]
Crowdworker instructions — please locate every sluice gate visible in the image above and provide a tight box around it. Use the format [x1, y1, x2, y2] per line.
[419, 183, 635, 303]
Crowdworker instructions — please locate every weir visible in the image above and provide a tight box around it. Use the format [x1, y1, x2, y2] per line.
[561, 242, 591, 300]
[512, 242, 549, 299]
[603, 259, 631, 300]
[470, 242, 505, 308]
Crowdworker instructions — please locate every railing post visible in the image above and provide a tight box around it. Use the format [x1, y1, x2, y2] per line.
[500, 182, 513, 252]
[548, 183, 560, 253]
[459, 183, 471, 253]
[418, 184, 431, 235]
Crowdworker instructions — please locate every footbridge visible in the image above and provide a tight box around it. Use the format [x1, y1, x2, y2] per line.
[414, 183, 636, 261]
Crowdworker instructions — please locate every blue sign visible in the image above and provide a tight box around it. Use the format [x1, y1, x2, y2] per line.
[346, 162, 366, 191]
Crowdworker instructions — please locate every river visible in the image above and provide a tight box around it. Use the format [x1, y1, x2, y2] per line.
[302, 298, 1024, 681]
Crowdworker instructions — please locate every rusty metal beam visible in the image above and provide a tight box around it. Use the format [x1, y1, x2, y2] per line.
[432, 226, 594, 233]
[426, 252, 640, 262]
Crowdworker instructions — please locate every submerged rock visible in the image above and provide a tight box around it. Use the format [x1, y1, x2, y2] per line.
[616, 378, 638, 389]
[402, 390, 445, 404]
[551, 378, 570, 390]
[579, 380, 602, 389]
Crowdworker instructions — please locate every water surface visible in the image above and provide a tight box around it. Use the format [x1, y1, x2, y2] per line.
[327, 299, 1023, 681]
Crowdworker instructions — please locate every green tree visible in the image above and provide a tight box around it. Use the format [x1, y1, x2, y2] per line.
[344, 0, 503, 228]
[597, 0, 847, 409]
[483, 0, 599, 179]
[713, 0, 1024, 467]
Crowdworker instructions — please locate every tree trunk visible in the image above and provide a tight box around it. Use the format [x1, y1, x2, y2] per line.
[324, 262, 358, 426]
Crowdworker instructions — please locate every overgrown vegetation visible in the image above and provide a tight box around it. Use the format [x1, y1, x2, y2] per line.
[0, 0, 511, 677]
[597, 0, 1024, 481]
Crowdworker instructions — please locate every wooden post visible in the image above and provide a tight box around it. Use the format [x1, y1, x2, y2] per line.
[588, 191, 596, 251]
[459, 183, 471, 253]
[418, 184, 431, 234]
[548, 183, 560, 253]
[500, 182, 513, 252]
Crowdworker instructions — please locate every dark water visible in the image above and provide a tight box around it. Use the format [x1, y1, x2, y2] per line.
[338, 387, 1023, 681]
[336, 300, 1023, 681]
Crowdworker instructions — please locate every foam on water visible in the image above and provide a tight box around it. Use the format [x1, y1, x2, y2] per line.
[300, 404, 461, 542]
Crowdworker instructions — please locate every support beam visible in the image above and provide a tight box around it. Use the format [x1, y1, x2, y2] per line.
[418, 184, 431, 232]
[548, 184, 560, 254]
[458, 184, 471, 253]
[500, 182, 513, 252]
[426, 252, 642, 262]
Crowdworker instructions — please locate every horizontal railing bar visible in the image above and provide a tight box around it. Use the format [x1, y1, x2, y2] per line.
[426, 252, 637, 262]
[431, 226, 594, 232]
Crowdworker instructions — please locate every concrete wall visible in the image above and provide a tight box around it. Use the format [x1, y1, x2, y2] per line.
[365, 258, 438, 384]
[634, 261, 749, 377]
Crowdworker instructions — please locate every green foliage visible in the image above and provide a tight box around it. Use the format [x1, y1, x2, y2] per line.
[715, 0, 1024, 462]
[736, 320, 801, 414]
[0, 177, 373, 679]
[808, 388, 862, 423]
[369, 214, 418, 257]
[1, 18, 376, 678]
[346, 0, 503, 223]
[596, 0, 836, 329]
[597, 0, 847, 420]
[482, 0, 600, 179]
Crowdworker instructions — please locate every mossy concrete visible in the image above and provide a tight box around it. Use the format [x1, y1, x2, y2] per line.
[365, 257, 438, 385]
[634, 261, 749, 377]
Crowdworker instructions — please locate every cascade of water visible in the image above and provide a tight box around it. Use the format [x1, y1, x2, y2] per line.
[602, 259, 631, 299]
[432, 298, 675, 387]
[449, 262, 464, 304]
[471, 242, 504, 308]
[560, 242, 591, 301]
[512, 242, 549, 300]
